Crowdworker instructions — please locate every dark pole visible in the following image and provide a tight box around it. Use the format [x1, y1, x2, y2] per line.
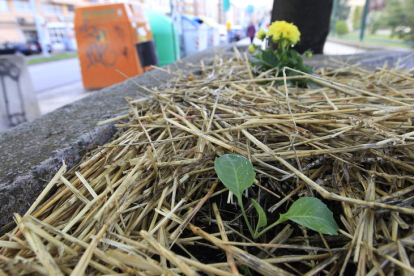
[359, 0, 371, 41]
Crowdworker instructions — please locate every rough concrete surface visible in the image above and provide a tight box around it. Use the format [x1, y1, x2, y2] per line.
[0, 47, 413, 230]
[0, 46, 233, 230]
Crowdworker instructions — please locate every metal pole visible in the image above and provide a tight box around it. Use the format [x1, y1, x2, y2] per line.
[29, 0, 49, 56]
[218, 0, 222, 24]
[359, 0, 370, 41]
[330, 0, 339, 36]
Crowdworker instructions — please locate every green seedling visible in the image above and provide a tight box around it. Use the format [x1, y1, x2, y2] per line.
[214, 154, 338, 239]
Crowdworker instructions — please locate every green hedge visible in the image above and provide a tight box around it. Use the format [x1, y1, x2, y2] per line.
[335, 21, 349, 36]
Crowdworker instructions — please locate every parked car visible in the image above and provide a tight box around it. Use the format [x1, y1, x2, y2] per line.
[0, 41, 52, 56]
[11, 42, 39, 55]
[229, 25, 245, 42]
[0, 42, 16, 55]
[31, 41, 53, 54]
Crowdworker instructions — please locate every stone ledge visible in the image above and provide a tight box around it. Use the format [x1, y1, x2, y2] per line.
[0, 45, 234, 230]
[1, 47, 413, 230]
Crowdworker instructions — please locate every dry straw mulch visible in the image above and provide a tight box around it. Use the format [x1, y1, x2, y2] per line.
[1, 49, 414, 275]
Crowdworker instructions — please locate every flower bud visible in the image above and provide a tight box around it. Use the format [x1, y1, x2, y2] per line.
[256, 29, 266, 40]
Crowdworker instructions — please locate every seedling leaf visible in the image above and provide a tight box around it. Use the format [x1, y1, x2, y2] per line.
[214, 154, 256, 199]
[277, 197, 339, 235]
[251, 199, 267, 234]
[240, 265, 253, 276]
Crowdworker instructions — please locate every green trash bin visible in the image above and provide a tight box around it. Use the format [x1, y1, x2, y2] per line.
[145, 10, 180, 67]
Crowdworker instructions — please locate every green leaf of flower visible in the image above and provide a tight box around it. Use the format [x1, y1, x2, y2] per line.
[277, 197, 339, 235]
[214, 154, 256, 200]
[251, 198, 267, 233]
[261, 49, 279, 68]
[249, 56, 264, 66]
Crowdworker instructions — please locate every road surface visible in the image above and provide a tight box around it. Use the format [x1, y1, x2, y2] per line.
[28, 58, 82, 92]
[28, 57, 90, 115]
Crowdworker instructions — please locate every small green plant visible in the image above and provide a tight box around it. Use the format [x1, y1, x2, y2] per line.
[335, 21, 349, 36]
[249, 21, 313, 87]
[214, 154, 338, 239]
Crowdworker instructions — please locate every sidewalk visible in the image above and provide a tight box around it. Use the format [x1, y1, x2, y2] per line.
[323, 41, 366, 55]
[327, 37, 413, 52]
[36, 81, 92, 115]
[236, 37, 366, 55]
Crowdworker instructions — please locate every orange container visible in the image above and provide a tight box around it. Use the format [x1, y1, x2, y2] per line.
[74, 3, 155, 88]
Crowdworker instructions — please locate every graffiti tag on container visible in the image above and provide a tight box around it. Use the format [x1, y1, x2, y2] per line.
[79, 21, 119, 68]
[85, 44, 118, 68]
[78, 22, 107, 41]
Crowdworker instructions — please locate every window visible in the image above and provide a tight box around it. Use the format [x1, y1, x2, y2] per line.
[23, 30, 38, 41]
[0, 0, 9, 12]
[13, 0, 32, 13]
[48, 27, 66, 44]
[42, 2, 62, 15]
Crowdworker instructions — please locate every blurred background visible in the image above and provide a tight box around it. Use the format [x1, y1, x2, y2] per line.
[0, 0, 413, 128]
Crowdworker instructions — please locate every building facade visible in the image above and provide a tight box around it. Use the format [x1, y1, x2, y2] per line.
[0, 0, 88, 50]
[0, 0, 270, 51]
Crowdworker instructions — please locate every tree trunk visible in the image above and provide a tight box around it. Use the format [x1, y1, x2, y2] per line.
[271, 0, 333, 54]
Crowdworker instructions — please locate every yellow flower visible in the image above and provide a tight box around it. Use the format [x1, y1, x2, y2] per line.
[256, 29, 266, 40]
[267, 21, 300, 45]
[248, 44, 256, 52]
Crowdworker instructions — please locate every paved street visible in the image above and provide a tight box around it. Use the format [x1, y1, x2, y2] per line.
[29, 58, 82, 92]
[27, 57, 91, 115]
